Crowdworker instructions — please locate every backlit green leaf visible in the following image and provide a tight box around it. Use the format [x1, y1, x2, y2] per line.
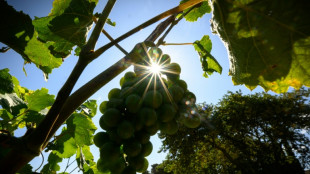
[0, 93, 27, 115]
[180, 0, 211, 22]
[25, 88, 55, 112]
[33, 0, 98, 58]
[211, 0, 310, 92]
[67, 113, 97, 146]
[53, 129, 78, 158]
[0, 69, 14, 94]
[41, 152, 63, 173]
[80, 100, 97, 118]
[194, 35, 222, 78]
[0, 1, 62, 76]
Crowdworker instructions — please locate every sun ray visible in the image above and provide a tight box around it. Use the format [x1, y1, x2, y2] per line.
[129, 45, 180, 109]
[141, 73, 155, 101]
[157, 73, 177, 108]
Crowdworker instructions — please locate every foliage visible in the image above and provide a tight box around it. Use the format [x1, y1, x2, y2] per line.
[0, 0, 310, 173]
[159, 89, 310, 174]
[0, 0, 98, 77]
[212, 0, 310, 92]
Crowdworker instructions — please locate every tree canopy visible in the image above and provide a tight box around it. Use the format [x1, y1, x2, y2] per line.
[159, 89, 310, 174]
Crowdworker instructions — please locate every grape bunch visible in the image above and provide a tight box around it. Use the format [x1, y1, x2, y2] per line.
[94, 47, 201, 174]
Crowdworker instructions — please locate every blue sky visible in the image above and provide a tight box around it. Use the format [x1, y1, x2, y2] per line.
[0, 0, 274, 172]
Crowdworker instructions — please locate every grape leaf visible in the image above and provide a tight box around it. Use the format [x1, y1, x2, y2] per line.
[211, 0, 310, 93]
[194, 35, 222, 77]
[54, 133, 78, 158]
[0, 109, 16, 132]
[33, 0, 98, 58]
[24, 110, 45, 125]
[0, 69, 14, 94]
[0, 109, 14, 121]
[0, 93, 27, 115]
[41, 152, 63, 173]
[76, 145, 101, 174]
[25, 88, 55, 112]
[180, 0, 211, 22]
[0, 1, 63, 77]
[67, 113, 97, 146]
[79, 100, 97, 118]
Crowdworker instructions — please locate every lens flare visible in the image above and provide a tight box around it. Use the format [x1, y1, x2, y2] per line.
[147, 61, 162, 74]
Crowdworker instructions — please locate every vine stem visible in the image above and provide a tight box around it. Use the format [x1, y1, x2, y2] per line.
[161, 43, 193, 46]
[92, 0, 205, 59]
[92, 17, 129, 55]
[156, 4, 198, 47]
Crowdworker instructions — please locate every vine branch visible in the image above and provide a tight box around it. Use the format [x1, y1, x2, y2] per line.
[161, 42, 193, 46]
[92, 17, 129, 55]
[84, 0, 117, 54]
[156, 3, 199, 46]
[92, 0, 205, 59]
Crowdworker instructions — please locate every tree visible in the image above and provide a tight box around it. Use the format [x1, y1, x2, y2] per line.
[159, 89, 310, 174]
[150, 163, 171, 174]
[0, 0, 309, 173]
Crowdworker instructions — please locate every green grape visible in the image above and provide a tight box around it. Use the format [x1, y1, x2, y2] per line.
[135, 157, 149, 173]
[183, 114, 201, 128]
[124, 71, 136, 81]
[106, 98, 124, 110]
[138, 107, 157, 126]
[158, 54, 171, 65]
[122, 79, 136, 89]
[103, 108, 121, 127]
[120, 86, 134, 98]
[157, 103, 176, 122]
[169, 85, 184, 103]
[119, 77, 125, 87]
[108, 88, 121, 100]
[117, 121, 134, 139]
[159, 89, 171, 104]
[183, 91, 196, 105]
[127, 155, 145, 171]
[100, 142, 121, 162]
[123, 139, 142, 157]
[143, 90, 162, 109]
[176, 79, 187, 92]
[99, 101, 108, 114]
[133, 113, 145, 131]
[145, 122, 159, 135]
[94, 131, 110, 148]
[99, 115, 113, 131]
[97, 158, 110, 173]
[121, 166, 136, 174]
[107, 129, 122, 145]
[134, 65, 145, 77]
[135, 131, 151, 144]
[148, 47, 162, 60]
[110, 157, 126, 174]
[125, 94, 141, 113]
[159, 119, 178, 135]
[140, 141, 153, 157]
[164, 62, 181, 81]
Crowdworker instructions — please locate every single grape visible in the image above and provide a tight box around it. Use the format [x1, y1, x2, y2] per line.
[108, 88, 121, 100]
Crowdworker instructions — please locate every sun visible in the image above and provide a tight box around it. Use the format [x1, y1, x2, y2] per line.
[147, 60, 163, 75]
